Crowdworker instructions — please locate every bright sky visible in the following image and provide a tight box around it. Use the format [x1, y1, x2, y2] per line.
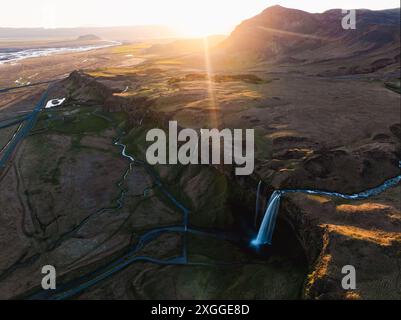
[1, 0, 399, 36]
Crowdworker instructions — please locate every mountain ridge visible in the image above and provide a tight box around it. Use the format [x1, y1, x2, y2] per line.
[218, 5, 400, 71]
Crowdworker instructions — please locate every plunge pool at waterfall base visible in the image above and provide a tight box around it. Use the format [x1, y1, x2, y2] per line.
[228, 195, 309, 297]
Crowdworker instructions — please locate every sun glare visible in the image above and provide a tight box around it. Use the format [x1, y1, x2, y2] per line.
[169, 1, 238, 37]
[180, 24, 221, 37]
[0, 1, 399, 33]
[203, 37, 219, 127]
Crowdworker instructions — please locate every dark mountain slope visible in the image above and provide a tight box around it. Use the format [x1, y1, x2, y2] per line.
[219, 5, 400, 73]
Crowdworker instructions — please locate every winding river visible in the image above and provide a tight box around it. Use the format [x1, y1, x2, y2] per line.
[4, 85, 398, 299]
[252, 161, 401, 246]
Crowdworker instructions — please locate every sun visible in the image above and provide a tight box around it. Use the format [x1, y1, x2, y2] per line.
[165, 1, 236, 37]
[180, 25, 217, 37]
[174, 18, 230, 37]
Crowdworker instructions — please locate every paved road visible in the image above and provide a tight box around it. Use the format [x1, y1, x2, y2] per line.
[0, 87, 50, 168]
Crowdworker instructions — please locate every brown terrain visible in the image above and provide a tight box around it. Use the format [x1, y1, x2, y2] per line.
[0, 6, 400, 300]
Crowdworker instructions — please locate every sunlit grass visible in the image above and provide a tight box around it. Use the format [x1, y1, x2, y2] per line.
[152, 58, 183, 65]
[87, 67, 138, 78]
[324, 224, 400, 246]
[112, 43, 153, 54]
[306, 195, 331, 204]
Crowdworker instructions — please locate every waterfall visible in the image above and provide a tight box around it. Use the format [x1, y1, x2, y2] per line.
[251, 191, 284, 246]
[252, 161, 401, 247]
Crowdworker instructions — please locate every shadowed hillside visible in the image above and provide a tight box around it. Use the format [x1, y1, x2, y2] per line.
[218, 5, 400, 74]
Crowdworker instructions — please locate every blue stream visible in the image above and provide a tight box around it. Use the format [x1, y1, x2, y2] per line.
[32, 138, 401, 298]
[15, 89, 400, 298]
[252, 162, 401, 247]
[29, 137, 193, 300]
[33, 225, 232, 300]
[3, 83, 232, 300]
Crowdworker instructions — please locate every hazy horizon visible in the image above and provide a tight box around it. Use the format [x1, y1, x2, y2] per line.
[0, 0, 400, 36]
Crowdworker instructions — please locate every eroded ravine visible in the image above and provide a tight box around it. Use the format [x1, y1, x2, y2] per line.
[6, 72, 398, 300]
[28, 132, 241, 300]
[253, 163, 401, 246]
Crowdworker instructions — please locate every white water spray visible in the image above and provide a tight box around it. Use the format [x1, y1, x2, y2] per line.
[252, 162, 401, 247]
[251, 191, 283, 246]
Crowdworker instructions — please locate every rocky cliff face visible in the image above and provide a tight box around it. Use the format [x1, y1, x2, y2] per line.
[65, 71, 114, 104]
[282, 191, 401, 300]
[62, 72, 401, 300]
[63, 71, 156, 126]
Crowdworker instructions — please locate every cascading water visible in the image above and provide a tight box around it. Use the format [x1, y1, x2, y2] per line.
[251, 190, 283, 246]
[252, 162, 401, 247]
